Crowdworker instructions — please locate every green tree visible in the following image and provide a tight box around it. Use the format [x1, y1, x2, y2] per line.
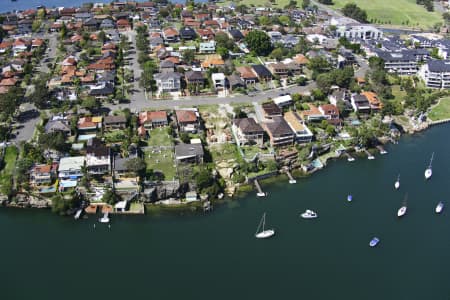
[182, 49, 196, 65]
[124, 157, 146, 176]
[0, 87, 20, 121]
[38, 131, 68, 152]
[302, 0, 310, 9]
[244, 30, 273, 56]
[102, 189, 120, 205]
[81, 97, 99, 112]
[342, 3, 368, 23]
[270, 48, 284, 61]
[180, 132, 190, 143]
[30, 80, 53, 109]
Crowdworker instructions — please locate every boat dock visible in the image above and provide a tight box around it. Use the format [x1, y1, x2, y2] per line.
[345, 152, 355, 162]
[254, 179, 266, 197]
[285, 170, 296, 184]
[203, 201, 212, 212]
[364, 149, 375, 160]
[377, 145, 387, 155]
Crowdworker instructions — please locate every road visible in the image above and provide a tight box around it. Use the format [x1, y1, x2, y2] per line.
[354, 54, 369, 78]
[11, 105, 40, 143]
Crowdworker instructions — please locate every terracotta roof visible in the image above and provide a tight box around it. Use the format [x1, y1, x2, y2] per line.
[139, 111, 167, 124]
[361, 91, 383, 108]
[236, 66, 257, 79]
[165, 56, 180, 64]
[117, 19, 130, 26]
[163, 27, 179, 37]
[0, 86, 10, 94]
[33, 164, 52, 174]
[301, 103, 321, 117]
[13, 38, 29, 47]
[201, 55, 224, 68]
[0, 41, 12, 49]
[319, 104, 339, 116]
[204, 20, 219, 27]
[32, 39, 44, 47]
[176, 110, 197, 123]
[293, 54, 309, 65]
[0, 78, 17, 86]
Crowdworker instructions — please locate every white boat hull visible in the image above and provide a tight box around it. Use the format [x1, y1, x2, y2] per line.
[436, 202, 444, 214]
[347, 157, 355, 162]
[255, 229, 275, 239]
[397, 206, 407, 217]
[369, 237, 380, 247]
[394, 181, 400, 190]
[425, 169, 432, 179]
[368, 156, 375, 160]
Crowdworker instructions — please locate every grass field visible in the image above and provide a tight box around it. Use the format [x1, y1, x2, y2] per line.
[218, 0, 292, 8]
[147, 128, 173, 147]
[330, 0, 443, 29]
[145, 128, 176, 180]
[0, 146, 18, 177]
[428, 97, 450, 121]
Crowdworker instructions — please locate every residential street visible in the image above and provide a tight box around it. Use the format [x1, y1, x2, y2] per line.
[124, 30, 147, 108]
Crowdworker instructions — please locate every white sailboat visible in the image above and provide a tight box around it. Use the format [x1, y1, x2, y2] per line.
[397, 194, 408, 217]
[255, 212, 275, 239]
[394, 174, 400, 190]
[424, 152, 434, 180]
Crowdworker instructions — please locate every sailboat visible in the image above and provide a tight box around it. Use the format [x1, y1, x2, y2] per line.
[435, 201, 444, 214]
[255, 212, 275, 239]
[394, 174, 400, 190]
[397, 194, 408, 217]
[424, 152, 434, 180]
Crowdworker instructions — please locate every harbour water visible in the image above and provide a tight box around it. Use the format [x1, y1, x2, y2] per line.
[2, 124, 450, 299]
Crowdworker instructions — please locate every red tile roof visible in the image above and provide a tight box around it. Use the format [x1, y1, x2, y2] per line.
[176, 110, 197, 123]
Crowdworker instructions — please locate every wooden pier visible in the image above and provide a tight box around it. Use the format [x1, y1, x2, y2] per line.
[285, 170, 296, 184]
[345, 152, 355, 162]
[376, 145, 387, 155]
[254, 179, 266, 197]
[364, 149, 375, 160]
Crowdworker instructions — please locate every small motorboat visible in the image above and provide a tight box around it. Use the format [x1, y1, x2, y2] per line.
[435, 201, 444, 214]
[369, 237, 380, 247]
[347, 157, 355, 162]
[394, 175, 400, 190]
[300, 209, 318, 219]
[368, 155, 375, 160]
[397, 206, 407, 217]
[347, 195, 353, 202]
[99, 212, 110, 223]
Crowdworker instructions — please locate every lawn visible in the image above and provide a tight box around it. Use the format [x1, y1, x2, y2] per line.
[210, 143, 240, 162]
[428, 97, 450, 121]
[144, 148, 177, 181]
[0, 146, 18, 175]
[147, 127, 173, 147]
[219, 0, 293, 8]
[391, 85, 406, 103]
[330, 0, 442, 29]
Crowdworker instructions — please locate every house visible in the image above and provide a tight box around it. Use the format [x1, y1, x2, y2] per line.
[58, 156, 85, 179]
[174, 143, 204, 164]
[251, 65, 272, 82]
[83, 18, 100, 31]
[44, 120, 71, 136]
[104, 115, 127, 131]
[374, 50, 419, 75]
[86, 138, 111, 175]
[300, 104, 328, 122]
[336, 25, 383, 40]
[179, 27, 197, 40]
[263, 116, 294, 147]
[185, 71, 205, 86]
[30, 164, 57, 185]
[159, 59, 175, 73]
[273, 95, 293, 108]
[284, 111, 313, 144]
[139, 111, 168, 128]
[228, 74, 245, 91]
[236, 66, 258, 86]
[360, 92, 382, 111]
[100, 19, 115, 30]
[228, 29, 244, 41]
[232, 117, 265, 146]
[77, 116, 102, 131]
[319, 104, 340, 120]
[162, 27, 180, 43]
[201, 55, 225, 69]
[211, 73, 226, 90]
[117, 19, 131, 31]
[261, 102, 282, 119]
[418, 60, 450, 89]
[89, 82, 114, 98]
[197, 28, 215, 40]
[154, 72, 182, 95]
[176, 109, 199, 133]
[267, 62, 289, 78]
[185, 191, 198, 202]
[199, 41, 216, 53]
[351, 94, 371, 113]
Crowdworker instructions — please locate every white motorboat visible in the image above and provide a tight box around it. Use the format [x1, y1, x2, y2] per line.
[394, 174, 400, 190]
[255, 212, 275, 239]
[99, 212, 110, 223]
[347, 157, 355, 162]
[424, 152, 434, 180]
[369, 237, 380, 247]
[301, 209, 318, 219]
[436, 201, 444, 214]
[368, 155, 375, 160]
[347, 195, 353, 202]
[397, 206, 407, 217]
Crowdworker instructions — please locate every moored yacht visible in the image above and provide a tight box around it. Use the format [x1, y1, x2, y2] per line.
[255, 213, 275, 239]
[369, 237, 380, 247]
[300, 209, 318, 219]
[424, 152, 434, 180]
[436, 201, 444, 214]
[394, 174, 400, 190]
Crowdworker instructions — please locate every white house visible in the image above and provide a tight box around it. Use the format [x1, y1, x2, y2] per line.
[336, 25, 383, 40]
[199, 41, 216, 54]
[58, 156, 85, 179]
[418, 60, 450, 89]
[211, 73, 226, 90]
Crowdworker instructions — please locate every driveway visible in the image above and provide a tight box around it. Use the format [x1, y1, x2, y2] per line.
[11, 106, 40, 143]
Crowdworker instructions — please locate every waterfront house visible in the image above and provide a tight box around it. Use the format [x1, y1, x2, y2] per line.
[153, 72, 182, 96]
[263, 116, 294, 147]
[319, 104, 340, 122]
[232, 117, 265, 147]
[86, 138, 111, 175]
[360, 92, 382, 111]
[283, 111, 313, 144]
[175, 109, 200, 133]
[300, 104, 327, 122]
[30, 163, 57, 186]
[58, 156, 85, 179]
[351, 94, 371, 113]
[139, 111, 168, 128]
[103, 115, 127, 131]
[174, 143, 204, 164]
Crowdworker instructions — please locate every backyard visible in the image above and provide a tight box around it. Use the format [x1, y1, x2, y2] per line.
[330, 0, 442, 29]
[427, 97, 450, 122]
[144, 128, 177, 181]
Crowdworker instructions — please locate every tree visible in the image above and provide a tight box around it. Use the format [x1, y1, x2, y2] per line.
[316, 73, 334, 94]
[0, 87, 20, 121]
[234, 107, 248, 118]
[270, 48, 284, 61]
[38, 132, 68, 152]
[102, 189, 120, 205]
[302, 0, 310, 9]
[81, 97, 99, 112]
[342, 3, 368, 23]
[307, 56, 331, 79]
[182, 49, 196, 65]
[180, 132, 190, 143]
[124, 157, 146, 175]
[244, 30, 273, 56]
[30, 81, 53, 109]
[318, 0, 333, 4]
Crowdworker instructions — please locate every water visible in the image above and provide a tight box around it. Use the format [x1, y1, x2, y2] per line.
[1, 0, 192, 13]
[2, 124, 450, 300]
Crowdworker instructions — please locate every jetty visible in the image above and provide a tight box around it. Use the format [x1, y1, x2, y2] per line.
[345, 152, 355, 162]
[254, 179, 266, 197]
[285, 169, 296, 184]
[74, 209, 83, 220]
[364, 149, 375, 160]
[203, 201, 212, 212]
[377, 145, 387, 155]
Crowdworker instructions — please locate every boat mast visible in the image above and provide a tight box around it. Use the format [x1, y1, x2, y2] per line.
[262, 213, 266, 232]
[429, 152, 434, 168]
